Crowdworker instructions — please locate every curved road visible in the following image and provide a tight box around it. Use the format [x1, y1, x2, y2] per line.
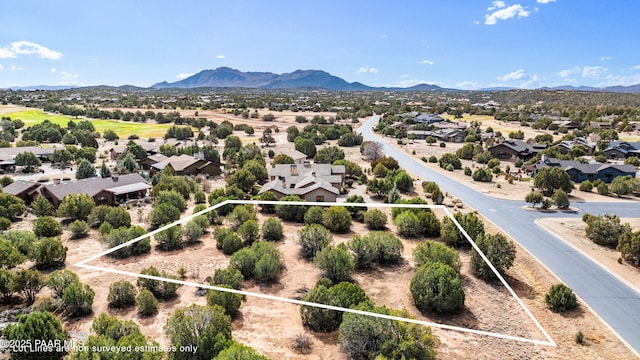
[359, 116, 640, 354]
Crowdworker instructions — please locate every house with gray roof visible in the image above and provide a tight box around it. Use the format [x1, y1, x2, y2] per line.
[526, 156, 637, 183]
[556, 137, 596, 155]
[2, 180, 42, 204]
[39, 173, 151, 207]
[488, 140, 547, 160]
[259, 163, 345, 202]
[604, 141, 640, 159]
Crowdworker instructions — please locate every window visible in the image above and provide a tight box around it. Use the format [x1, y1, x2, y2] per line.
[316, 195, 325, 202]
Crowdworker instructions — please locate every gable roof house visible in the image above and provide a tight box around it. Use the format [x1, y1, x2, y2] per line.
[556, 137, 597, 155]
[413, 113, 445, 125]
[39, 173, 152, 208]
[2, 180, 42, 204]
[407, 129, 466, 142]
[488, 140, 547, 160]
[150, 154, 221, 177]
[603, 141, 640, 159]
[259, 163, 345, 202]
[526, 156, 637, 183]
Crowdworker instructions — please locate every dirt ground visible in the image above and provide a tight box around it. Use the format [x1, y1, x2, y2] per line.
[3, 107, 638, 359]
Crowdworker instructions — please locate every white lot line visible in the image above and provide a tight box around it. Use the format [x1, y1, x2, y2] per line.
[75, 200, 556, 347]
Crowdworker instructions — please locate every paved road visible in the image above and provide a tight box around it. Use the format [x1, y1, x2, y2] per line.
[359, 116, 640, 354]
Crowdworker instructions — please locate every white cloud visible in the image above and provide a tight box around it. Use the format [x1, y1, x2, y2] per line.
[632, 65, 640, 70]
[50, 68, 57, 73]
[421, 60, 435, 65]
[0, 64, 3, 70]
[474, 20, 480, 25]
[600, 56, 612, 61]
[381, 33, 388, 38]
[488, 1, 506, 10]
[9, 41, 63, 60]
[59, 70, 84, 86]
[521, 74, 540, 88]
[11, 65, 23, 71]
[558, 66, 581, 78]
[485, 4, 530, 25]
[401, 74, 410, 78]
[582, 66, 607, 78]
[497, 69, 527, 81]
[216, 54, 225, 59]
[0, 48, 15, 59]
[356, 66, 378, 74]
[176, 72, 195, 80]
[536, 0, 555, 3]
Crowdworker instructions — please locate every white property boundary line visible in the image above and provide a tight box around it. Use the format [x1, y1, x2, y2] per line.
[75, 200, 556, 347]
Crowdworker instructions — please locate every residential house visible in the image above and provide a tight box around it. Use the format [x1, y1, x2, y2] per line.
[2, 180, 42, 204]
[407, 129, 466, 143]
[526, 156, 637, 183]
[139, 154, 168, 170]
[488, 140, 547, 160]
[289, 150, 308, 164]
[414, 113, 445, 125]
[604, 141, 640, 159]
[39, 173, 152, 207]
[556, 137, 596, 155]
[150, 154, 221, 177]
[109, 139, 192, 160]
[259, 163, 346, 202]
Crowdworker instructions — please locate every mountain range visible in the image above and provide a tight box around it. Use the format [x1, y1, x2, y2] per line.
[7, 67, 640, 93]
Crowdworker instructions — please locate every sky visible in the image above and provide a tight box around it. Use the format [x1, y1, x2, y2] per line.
[1, 0, 639, 90]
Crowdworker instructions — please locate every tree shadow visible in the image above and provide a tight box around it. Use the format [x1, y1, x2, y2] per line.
[422, 305, 480, 330]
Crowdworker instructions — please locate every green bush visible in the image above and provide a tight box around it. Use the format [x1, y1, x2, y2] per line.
[545, 283, 578, 312]
[237, 220, 260, 245]
[304, 206, 325, 225]
[314, 246, 354, 283]
[33, 216, 62, 237]
[207, 284, 242, 317]
[472, 167, 493, 182]
[471, 233, 516, 280]
[301, 282, 369, 332]
[69, 220, 90, 239]
[261, 217, 284, 241]
[211, 267, 244, 290]
[579, 180, 593, 192]
[62, 281, 95, 317]
[363, 209, 387, 230]
[297, 224, 333, 259]
[347, 235, 379, 269]
[34, 237, 67, 270]
[410, 262, 465, 314]
[413, 240, 461, 272]
[108, 280, 137, 309]
[136, 289, 158, 317]
[394, 211, 422, 238]
[229, 248, 258, 278]
[322, 206, 352, 233]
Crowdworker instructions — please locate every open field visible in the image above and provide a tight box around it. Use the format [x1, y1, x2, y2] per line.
[1, 109, 174, 139]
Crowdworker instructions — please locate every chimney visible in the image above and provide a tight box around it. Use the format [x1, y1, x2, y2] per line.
[53, 178, 61, 185]
[290, 164, 298, 176]
[279, 176, 286, 189]
[541, 154, 548, 162]
[112, 173, 119, 182]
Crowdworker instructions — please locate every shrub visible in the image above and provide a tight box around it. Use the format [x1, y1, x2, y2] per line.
[322, 206, 352, 233]
[102, 225, 149, 258]
[275, 195, 308, 222]
[363, 209, 387, 230]
[410, 262, 465, 314]
[375, 232, 404, 264]
[472, 167, 493, 182]
[136, 289, 158, 317]
[254, 253, 282, 283]
[579, 180, 593, 192]
[545, 283, 578, 312]
[471, 233, 516, 280]
[314, 246, 355, 283]
[155, 224, 184, 251]
[211, 267, 244, 290]
[3, 311, 70, 360]
[182, 221, 204, 244]
[301, 282, 369, 332]
[464, 167, 472, 176]
[394, 211, 422, 238]
[0, 239, 25, 269]
[298, 224, 333, 259]
[584, 214, 630, 247]
[34, 237, 67, 270]
[339, 302, 437, 360]
[304, 206, 325, 225]
[12, 269, 45, 305]
[237, 220, 260, 245]
[347, 235, 379, 269]
[596, 182, 609, 195]
[0, 217, 10, 230]
[62, 281, 95, 317]
[222, 233, 243, 255]
[428, 155, 438, 163]
[207, 284, 242, 317]
[413, 240, 462, 272]
[229, 248, 258, 278]
[108, 280, 137, 309]
[57, 193, 95, 221]
[438, 153, 461, 169]
[575, 330, 584, 344]
[33, 216, 62, 237]
[440, 212, 485, 248]
[261, 217, 283, 241]
[149, 203, 180, 229]
[46, 269, 79, 298]
[292, 334, 313, 354]
[137, 266, 181, 300]
[69, 220, 90, 239]
[552, 189, 570, 209]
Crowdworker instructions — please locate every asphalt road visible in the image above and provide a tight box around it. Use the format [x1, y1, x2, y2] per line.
[359, 116, 640, 354]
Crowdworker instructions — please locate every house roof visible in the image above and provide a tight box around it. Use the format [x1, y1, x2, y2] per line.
[41, 173, 149, 201]
[0, 145, 63, 158]
[104, 182, 153, 195]
[269, 163, 345, 178]
[258, 178, 339, 197]
[2, 180, 41, 196]
[604, 141, 640, 155]
[532, 157, 637, 176]
[290, 150, 307, 161]
[151, 154, 207, 172]
[489, 140, 547, 154]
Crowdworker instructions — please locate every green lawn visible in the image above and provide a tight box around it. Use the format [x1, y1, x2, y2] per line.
[4, 110, 173, 139]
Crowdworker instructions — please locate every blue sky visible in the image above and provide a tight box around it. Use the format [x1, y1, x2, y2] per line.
[1, 0, 639, 89]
